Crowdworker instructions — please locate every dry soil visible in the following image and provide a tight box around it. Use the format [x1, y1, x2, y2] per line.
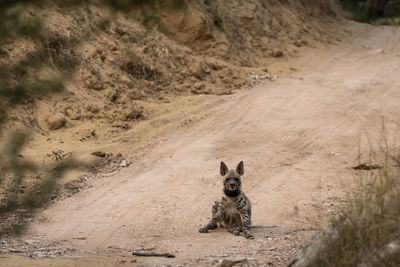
[1, 22, 400, 266]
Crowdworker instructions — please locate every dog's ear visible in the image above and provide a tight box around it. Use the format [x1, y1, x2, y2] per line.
[220, 161, 228, 176]
[236, 161, 244, 176]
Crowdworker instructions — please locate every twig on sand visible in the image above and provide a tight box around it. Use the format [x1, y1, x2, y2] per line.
[132, 250, 175, 258]
[352, 163, 382, 170]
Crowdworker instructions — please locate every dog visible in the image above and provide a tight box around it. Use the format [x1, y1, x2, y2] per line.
[199, 161, 253, 239]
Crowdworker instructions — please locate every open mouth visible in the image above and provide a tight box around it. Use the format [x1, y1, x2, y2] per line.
[228, 185, 237, 191]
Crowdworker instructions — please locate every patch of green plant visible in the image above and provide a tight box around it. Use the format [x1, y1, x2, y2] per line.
[340, 0, 400, 24]
[371, 16, 400, 26]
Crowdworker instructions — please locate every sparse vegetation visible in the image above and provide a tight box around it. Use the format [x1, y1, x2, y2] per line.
[312, 136, 400, 266]
[372, 16, 400, 26]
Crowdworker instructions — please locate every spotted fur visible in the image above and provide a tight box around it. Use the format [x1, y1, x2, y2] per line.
[199, 161, 253, 239]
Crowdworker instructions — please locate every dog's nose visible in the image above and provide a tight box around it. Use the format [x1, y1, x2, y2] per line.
[230, 183, 235, 187]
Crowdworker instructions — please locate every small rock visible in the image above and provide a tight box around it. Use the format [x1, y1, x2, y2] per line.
[189, 62, 203, 80]
[205, 57, 224, 70]
[272, 48, 284, 57]
[91, 151, 107, 157]
[108, 90, 119, 102]
[193, 82, 205, 90]
[102, 74, 111, 84]
[220, 258, 248, 267]
[85, 77, 103, 90]
[119, 160, 128, 167]
[0, 240, 7, 245]
[32, 251, 45, 258]
[79, 176, 88, 182]
[65, 109, 81, 120]
[47, 113, 66, 130]
[128, 89, 144, 100]
[87, 105, 101, 114]
[201, 62, 211, 74]
[112, 123, 129, 130]
[120, 75, 132, 87]
[183, 80, 191, 89]
[294, 39, 308, 47]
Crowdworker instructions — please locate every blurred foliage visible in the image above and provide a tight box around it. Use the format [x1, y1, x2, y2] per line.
[372, 16, 400, 25]
[0, 2, 81, 128]
[340, 0, 400, 23]
[0, 132, 84, 236]
[0, 0, 186, 236]
[313, 142, 400, 266]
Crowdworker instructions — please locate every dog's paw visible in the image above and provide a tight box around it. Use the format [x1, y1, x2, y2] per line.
[232, 229, 240, 235]
[199, 227, 208, 233]
[244, 231, 254, 239]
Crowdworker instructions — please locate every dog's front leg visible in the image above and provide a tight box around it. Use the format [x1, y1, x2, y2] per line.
[199, 201, 221, 233]
[239, 208, 253, 239]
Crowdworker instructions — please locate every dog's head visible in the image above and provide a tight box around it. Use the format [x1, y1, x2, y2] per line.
[220, 161, 244, 197]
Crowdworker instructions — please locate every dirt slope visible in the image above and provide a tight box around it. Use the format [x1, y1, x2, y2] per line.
[3, 0, 341, 135]
[0, 1, 343, 206]
[1, 23, 399, 266]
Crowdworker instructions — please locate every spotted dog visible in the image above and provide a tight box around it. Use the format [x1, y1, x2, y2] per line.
[199, 161, 253, 239]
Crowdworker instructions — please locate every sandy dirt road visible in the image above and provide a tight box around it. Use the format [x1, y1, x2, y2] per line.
[3, 23, 400, 266]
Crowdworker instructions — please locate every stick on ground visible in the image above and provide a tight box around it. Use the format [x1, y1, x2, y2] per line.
[132, 250, 175, 258]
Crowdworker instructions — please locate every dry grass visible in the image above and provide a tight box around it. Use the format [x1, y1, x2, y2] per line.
[314, 135, 400, 266]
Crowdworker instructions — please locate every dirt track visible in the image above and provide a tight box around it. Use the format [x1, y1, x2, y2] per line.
[3, 23, 400, 266]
